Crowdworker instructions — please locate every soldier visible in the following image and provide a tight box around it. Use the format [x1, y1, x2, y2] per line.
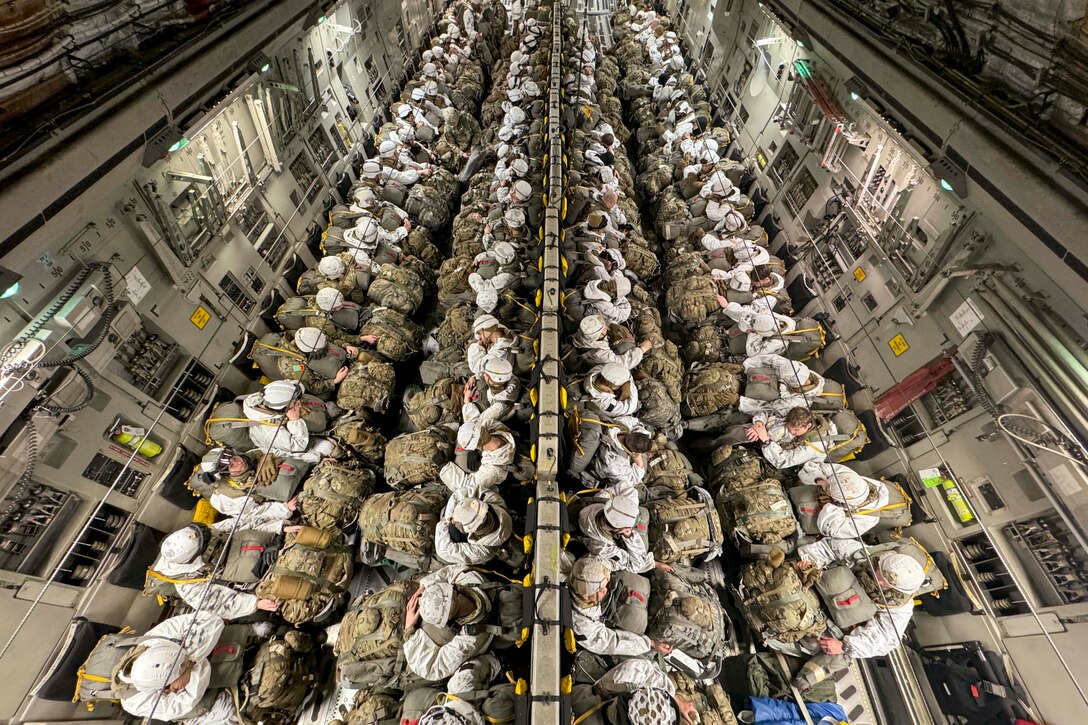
[313, 289, 379, 347]
[303, 254, 369, 303]
[738, 353, 826, 415]
[468, 241, 520, 312]
[584, 427, 654, 494]
[467, 313, 518, 376]
[403, 565, 494, 681]
[462, 357, 521, 423]
[242, 380, 336, 463]
[583, 362, 640, 418]
[797, 540, 926, 660]
[573, 314, 652, 370]
[289, 327, 353, 397]
[584, 279, 632, 324]
[718, 306, 796, 357]
[569, 555, 672, 657]
[744, 407, 838, 469]
[578, 490, 657, 574]
[148, 505, 293, 619]
[115, 612, 241, 723]
[190, 446, 308, 513]
[440, 419, 516, 496]
[798, 460, 893, 540]
[435, 492, 514, 566]
[571, 658, 698, 725]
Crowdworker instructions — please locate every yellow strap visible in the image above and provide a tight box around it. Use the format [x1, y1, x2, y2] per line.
[574, 699, 612, 725]
[145, 568, 210, 585]
[249, 340, 305, 360]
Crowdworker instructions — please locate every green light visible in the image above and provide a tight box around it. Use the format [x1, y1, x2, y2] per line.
[939, 178, 954, 192]
[1, 282, 18, 299]
[797, 39, 805, 47]
[167, 137, 189, 153]
[318, 15, 327, 23]
[850, 92, 860, 101]
[260, 63, 271, 73]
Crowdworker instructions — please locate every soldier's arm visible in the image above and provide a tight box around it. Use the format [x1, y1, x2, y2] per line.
[843, 604, 914, 659]
[573, 611, 651, 656]
[176, 581, 259, 621]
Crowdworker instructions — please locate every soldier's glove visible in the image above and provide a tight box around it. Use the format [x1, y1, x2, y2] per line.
[255, 453, 280, 486]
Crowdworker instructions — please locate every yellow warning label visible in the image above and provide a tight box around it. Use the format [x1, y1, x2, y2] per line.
[190, 306, 211, 329]
[853, 267, 867, 282]
[889, 333, 910, 356]
[193, 497, 217, 524]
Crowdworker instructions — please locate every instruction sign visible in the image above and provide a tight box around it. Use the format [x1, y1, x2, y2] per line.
[190, 306, 211, 330]
[125, 266, 151, 305]
[919, 467, 944, 488]
[888, 333, 910, 356]
[853, 267, 866, 282]
[950, 297, 985, 337]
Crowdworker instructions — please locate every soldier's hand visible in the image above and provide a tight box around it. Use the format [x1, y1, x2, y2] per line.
[359, 334, 379, 345]
[284, 525, 303, 534]
[819, 636, 845, 655]
[334, 366, 350, 384]
[655, 561, 673, 572]
[639, 339, 653, 352]
[650, 639, 673, 654]
[715, 294, 729, 308]
[285, 400, 303, 421]
[402, 218, 412, 230]
[286, 497, 299, 512]
[345, 345, 360, 357]
[256, 598, 280, 612]
[676, 697, 697, 724]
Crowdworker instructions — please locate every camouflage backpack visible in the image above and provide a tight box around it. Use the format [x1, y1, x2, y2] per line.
[335, 580, 420, 688]
[623, 242, 659, 281]
[383, 427, 455, 488]
[644, 447, 697, 496]
[648, 566, 730, 662]
[256, 526, 353, 624]
[405, 379, 465, 430]
[707, 445, 761, 490]
[328, 416, 387, 465]
[435, 303, 477, 350]
[665, 276, 720, 327]
[367, 264, 426, 315]
[360, 307, 423, 362]
[736, 555, 826, 643]
[668, 673, 739, 725]
[336, 354, 396, 414]
[437, 255, 475, 307]
[715, 478, 798, 551]
[645, 487, 724, 563]
[682, 363, 743, 417]
[357, 485, 447, 568]
[682, 325, 727, 366]
[635, 377, 681, 435]
[343, 689, 404, 725]
[241, 629, 317, 719]
[297, 460, 376, 530]
[635, 341, 683, 402]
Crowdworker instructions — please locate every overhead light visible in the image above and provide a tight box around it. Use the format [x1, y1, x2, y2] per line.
[0, 267, 20, 300]
[796, 39, 805, 47]
[845, 76, 868, 104]
[303, 7, 328, 28]
[318, 14, 327, 24]
[928, 156, 968, 198]
[247, 52, 273, 75]
[850, 92, 860, 101]
[142, 124, 187, 166]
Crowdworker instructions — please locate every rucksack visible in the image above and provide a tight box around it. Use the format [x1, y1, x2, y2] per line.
[327, 416, 387, 465]
[384, 427, 455, 488]
[405, 379, 465, 430]
[335, 580, 420, 688]
[824, 409, 868, 462]
[360, 307, 423, 362]
[780, 317, 826, 360]
[743, 367, 779, 402]
[707, 445, 762, 490]
[683, 325, 727, 366]
[648, 566, 730, 661]
[667, 673, 738, 725]
[241, 629, 317, 719]
[256, 526, 353, 624]
[435, 304, 476, 350]
[202, 400, 256, 450]
[367, 264, 426, 315]
[646, 487, 724, 563]
[601, 570, 651, 636]
[665, 276, 718, 326]
[635, 377, 681, 435]
[789, 480, 913, 535]
[644, 447, 697, 496]
[143, 528, 277, 600]
[297, 460, 376, 530]
[682, 363, 742, 417]
[636, 341, 683, 402]
[357, 485, 447, 568]
[715, 478, 798, 553]
[336, 354, 397, 414]
[623, 242, 659, 280]
[736, 557, 826, 643]
[185, 454, 306, 504]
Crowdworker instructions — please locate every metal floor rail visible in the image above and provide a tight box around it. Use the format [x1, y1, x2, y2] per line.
[528, 4, 567, 724]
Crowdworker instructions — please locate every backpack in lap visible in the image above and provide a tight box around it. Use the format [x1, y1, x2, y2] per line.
[435, 304, 476, 350]
[646, 487, 724, 564]
[736, 556, 826, 643]
[203, 400, 256, 450]
[336, 354, 396, 414]
[707, 446, 762, 490]
[716, 478, 798, 550]
[256, 526, 353, 625]
[383, 427, 455, 488]
[241, 629, 317, 719]
[744, 367, 779, 402]
[667, 673, 739, 725]
[602, 570, 652, 636]
[357, 485, 447, 568]
[648, 566, 730, 661]
[682, 363, 742, 417]
[335, 580, 420, 688]
[360, 307, 423, 362]
[367, 264, 426, 315]
[635, 377, 681, 435]
[297, 460, 376, 530]
[644, 447, 697, 496]
[327, 416, 387, 465]
[810, 378, 848, 411]
[405, 379, 465, 431]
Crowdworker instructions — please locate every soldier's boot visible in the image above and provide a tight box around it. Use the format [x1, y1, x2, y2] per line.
[793, 653, 849, 693]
